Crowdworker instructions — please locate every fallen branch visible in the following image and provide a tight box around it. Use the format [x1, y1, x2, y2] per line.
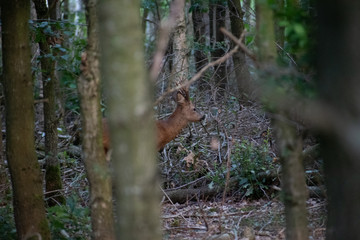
[163, 168, 325, 203]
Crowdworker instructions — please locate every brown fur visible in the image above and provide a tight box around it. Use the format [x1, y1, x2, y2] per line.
[102, 88, 204, 153]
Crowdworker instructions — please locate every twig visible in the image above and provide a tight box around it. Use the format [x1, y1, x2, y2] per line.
[220, 27, 257, 62]
[166, 175, 207, 191]
[154, 43, 239, 105]
[275, 42, 298, 67]
[222, 126, 232, 203]
[159, 185, 190, 224]
[154, 29, 249, 105]
[34, 98, 49, 104]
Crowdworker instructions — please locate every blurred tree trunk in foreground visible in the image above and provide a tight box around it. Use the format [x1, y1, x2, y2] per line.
[77, 0, 115, 239]
[256, 0, 308, 239]
[1, 0, 51, 238]
[98, 0, 161, 239]
[318, 1, 360, 238]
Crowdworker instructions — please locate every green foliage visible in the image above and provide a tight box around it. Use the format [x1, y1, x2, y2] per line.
[30, 17, 87, 114]
[209, 138, 277, 199]
[141, 0, 158, 10]
[273, 1, 316, 70]
[0, 195, 91, 239]
[189, 0, 210, 13]
[141, 0, 170, 17]
[193, 40, 212, 56]
[0, 203, 16, 239]
[47, 195, 91, 239]
[232, 140, 274, 198]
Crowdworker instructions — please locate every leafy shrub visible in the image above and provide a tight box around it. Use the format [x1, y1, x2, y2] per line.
[47, 195, 91, 240]
[209, 138, 277, 199]
[231, 140, 275, 198]
[0, 203, 16, 239]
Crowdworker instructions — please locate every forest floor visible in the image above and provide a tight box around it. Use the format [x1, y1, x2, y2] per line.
[161, 198, 326, 240]
[157, 92, 326, 240]
[0, 90, 326, 239]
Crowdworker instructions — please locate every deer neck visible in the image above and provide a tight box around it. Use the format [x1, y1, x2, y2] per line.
[157, 106, 189, 144]
[166, 107, 189, 135]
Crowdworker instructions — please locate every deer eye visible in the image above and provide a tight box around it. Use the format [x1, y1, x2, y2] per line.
[193, 108, 196, 111]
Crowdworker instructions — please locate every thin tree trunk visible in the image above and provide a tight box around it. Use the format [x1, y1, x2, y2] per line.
[33, 0, 65, 206]
[172, 0, 188, 85]
[192, 0, 210, 72]
[210, 2, 227, 97]
[192, 0, 211, 91]
[98, 0, 161, 239]
[275, 119, 308, 239]
[1, 0, 51, 239]
[228, 0, 252, 102]
[0, 92, 8, 200]
[77, 0, 115, 239]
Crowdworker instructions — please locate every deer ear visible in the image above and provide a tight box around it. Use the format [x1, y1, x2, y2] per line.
[176, 91, 186, 104]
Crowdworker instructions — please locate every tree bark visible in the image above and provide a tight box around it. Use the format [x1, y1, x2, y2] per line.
[0, 87, 8, 201]
[78, 0, 115, 240]
[172, 0, 188, 85]
[275, 120, 308, 239]
[255, 0, 277, 64]
[192, 0, 211, 92]
[1, 0, 51, 239]
[228, 0, 252, 102]
[98, 0, 161, 239]
[210, 1, 227, 97]
[318, 1, 360, 238]
[77, 0, 115, 239]
[192, 0, 210, 72]
[33, 0, 65, 206]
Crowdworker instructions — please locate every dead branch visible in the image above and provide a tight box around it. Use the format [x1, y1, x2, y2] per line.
[220, 27, 257, 62]
[154, 43, 240, 105]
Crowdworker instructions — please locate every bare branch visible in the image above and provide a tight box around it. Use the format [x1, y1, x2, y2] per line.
[220, 27, 257, 62]
[154, 37, 242, 105]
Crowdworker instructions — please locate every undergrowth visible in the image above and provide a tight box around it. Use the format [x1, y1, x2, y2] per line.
[208, 137, 278, 199]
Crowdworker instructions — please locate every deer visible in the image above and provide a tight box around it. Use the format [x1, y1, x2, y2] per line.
[102, 87, 205, 154]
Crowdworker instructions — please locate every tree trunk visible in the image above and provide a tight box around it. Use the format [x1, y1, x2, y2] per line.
[256, 1, 308, 239]
[172, 0, 188, 85]
[33, 0, 65, 206]
[275, 120, 308, 239]
[210, 2, 227, 97]
[192, 0, 210, 72]
[98, 0, 161, 239]
[228, 0, 252, 102]
[77, 0, 115, 239]
[1, 0, 51, 239]
[318, 1, 360, 238]
[0, 91, 8, 200]
[255, 0, 277, 64]
[192, 0, 211, 92]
